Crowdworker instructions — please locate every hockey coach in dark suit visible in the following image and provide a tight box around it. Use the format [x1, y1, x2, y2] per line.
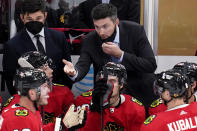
[63, 3, 157, 112]
[3, 0, 72, 95]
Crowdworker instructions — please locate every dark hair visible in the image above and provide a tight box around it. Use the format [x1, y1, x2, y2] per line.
[91, 3, 117, 22]
[21, 0, 46, 14]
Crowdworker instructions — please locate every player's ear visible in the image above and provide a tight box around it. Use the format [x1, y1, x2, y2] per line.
[28, 89, 37, 101]
[119, 82, 124, 91]
[192, 81, 196, 90]
[115, 18, 119, 25]
[44, 12, 48, 20]
[20, 14, 25, 23]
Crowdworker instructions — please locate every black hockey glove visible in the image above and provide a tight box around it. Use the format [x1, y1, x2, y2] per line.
[90, 78, 108, 112]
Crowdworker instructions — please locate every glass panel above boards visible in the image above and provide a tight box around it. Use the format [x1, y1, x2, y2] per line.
[158, 0, 197, 56]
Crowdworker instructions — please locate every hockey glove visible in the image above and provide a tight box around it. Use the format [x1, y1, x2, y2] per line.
[63, 104, 87, 129]
[90, 78, 109, 112]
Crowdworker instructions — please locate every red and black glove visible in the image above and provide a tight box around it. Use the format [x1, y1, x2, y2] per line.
[90, 77, 114, 112]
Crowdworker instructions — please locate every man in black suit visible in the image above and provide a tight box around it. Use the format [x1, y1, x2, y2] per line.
[78, 0, 140, 29]
[63, 3, 157, 115]
[3, 0, 72, 95]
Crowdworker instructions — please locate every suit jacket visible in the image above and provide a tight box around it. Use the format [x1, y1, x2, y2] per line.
[78, 0, 140, 29]
[75, 21, 157, 107]
[3, 28, 72, 95]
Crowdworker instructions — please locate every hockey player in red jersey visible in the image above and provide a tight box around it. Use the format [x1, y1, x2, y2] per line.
[2, 51, 74, 130]
[0, 67, 50, 130]
[79, 62, 145, 131]
[141, 69, 197, 131]
[19, 51, 75, 130]
[173, 62, 197, 103]
[148, 62, 197, 116]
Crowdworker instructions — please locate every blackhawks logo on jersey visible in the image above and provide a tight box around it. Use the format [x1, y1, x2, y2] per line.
[144, 115, 156, 125]
[150, 98, 163, 108]
[15, 109, 28, 116]
[104, 122, 124, 131]
[131, 97, 143, 106]
[45, 112, 55, 124]
[81, 90, 93, 97]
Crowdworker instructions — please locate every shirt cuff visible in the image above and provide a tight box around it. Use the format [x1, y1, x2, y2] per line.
[118, 51, 124, 63]
[69, 70, 78, 81]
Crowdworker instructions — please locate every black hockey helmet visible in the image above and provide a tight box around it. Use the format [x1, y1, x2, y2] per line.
[15, 67, 48, 96]
[18, 51, 52, 69]
[96, 62, 127, 85]
[173, 62, 197, 84]
[154, 69, 189, 98]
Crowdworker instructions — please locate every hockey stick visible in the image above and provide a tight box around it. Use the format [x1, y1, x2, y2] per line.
[100, 96, 104, 131]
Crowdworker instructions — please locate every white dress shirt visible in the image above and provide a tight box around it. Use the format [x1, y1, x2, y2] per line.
[26, 28, 46, 52]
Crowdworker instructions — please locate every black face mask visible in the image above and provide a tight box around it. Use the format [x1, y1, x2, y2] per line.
[101, 27, 117, 43]
[25, 21, 44, 35]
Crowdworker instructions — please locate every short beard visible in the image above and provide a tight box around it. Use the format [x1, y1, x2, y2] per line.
[101, 27, 116, 43]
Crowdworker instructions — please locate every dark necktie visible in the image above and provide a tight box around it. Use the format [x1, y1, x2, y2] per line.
[34, 35, 45, 54]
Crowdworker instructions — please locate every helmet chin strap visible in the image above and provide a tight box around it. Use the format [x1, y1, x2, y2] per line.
[33, 101, 39, 111]
[34, 87, 45, 124]
[34, 87, 41, 104]
[27, 87, 41, 110]
[27, 96, 39, 110]
[162, 97, 173, 106]
[187, 87, 194, 101]
[163, 95, 189, 106]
